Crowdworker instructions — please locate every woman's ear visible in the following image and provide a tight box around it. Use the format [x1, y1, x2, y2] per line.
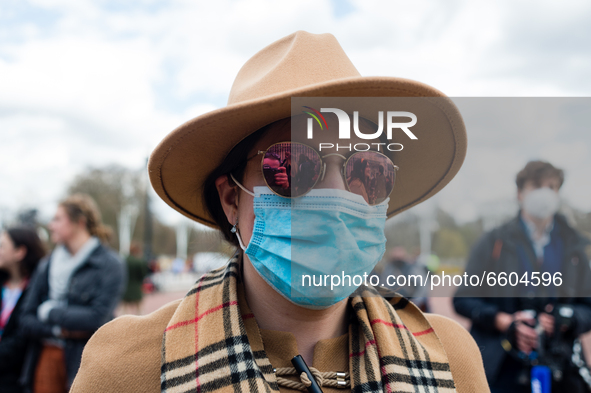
[15, 245, 27, 263]
[215, 174, 239, 224]
[76, 216, 88, 234]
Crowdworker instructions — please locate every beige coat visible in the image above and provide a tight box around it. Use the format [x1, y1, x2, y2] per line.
[70, 299, 489, 392]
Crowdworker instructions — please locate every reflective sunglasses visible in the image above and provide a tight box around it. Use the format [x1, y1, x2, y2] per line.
[231, 142, 399, 206]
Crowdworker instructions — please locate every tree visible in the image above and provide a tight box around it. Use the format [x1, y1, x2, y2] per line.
[66, 165, 229, 258]
[432, 228, 468, 259]
[384, 214, 420, 251]
[67, 165, 150, 253]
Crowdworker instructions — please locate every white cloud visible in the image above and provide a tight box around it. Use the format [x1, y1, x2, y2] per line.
[1, 0, 590, 226]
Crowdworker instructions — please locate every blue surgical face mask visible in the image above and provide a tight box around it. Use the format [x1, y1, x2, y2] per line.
[237, 186, 387, 309]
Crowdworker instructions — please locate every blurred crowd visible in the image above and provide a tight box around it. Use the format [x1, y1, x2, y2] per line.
[0, 194, 130, 393]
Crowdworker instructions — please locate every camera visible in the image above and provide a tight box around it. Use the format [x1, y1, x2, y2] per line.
[263, 164, 282, 187]
[537, 305, 575, 382]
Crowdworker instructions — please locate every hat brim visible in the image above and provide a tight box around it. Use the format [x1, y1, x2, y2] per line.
[148, 76, 466, 227]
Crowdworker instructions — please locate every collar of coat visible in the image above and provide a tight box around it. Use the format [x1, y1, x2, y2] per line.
[160, 255, 456, 393]
[498, 212, 589, 254]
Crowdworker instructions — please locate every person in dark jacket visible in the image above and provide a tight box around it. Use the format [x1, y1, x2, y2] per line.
[454, 161, 591, 393]
[19, 194, 125, 393]
[0, 227, 45, 393]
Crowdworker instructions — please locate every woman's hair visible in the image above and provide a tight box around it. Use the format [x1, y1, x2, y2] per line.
[5, 226, 46, 278]
[298, 154, 308, 166]
[202, 119, 289, 247]
[351, 159, 368, 183]
[59, 194, 112, 243]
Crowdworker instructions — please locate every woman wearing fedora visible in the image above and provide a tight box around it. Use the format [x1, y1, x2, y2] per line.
[71, 31, 489, 392]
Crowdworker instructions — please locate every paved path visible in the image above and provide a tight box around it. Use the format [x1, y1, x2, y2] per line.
[116, 290, 186, 317]
[142, 290, 186, 314]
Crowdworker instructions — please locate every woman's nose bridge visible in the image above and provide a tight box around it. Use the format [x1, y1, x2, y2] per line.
[317, 155, 346, 190]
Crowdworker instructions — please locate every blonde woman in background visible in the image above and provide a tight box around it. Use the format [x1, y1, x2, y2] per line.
[19, 194, 125, 393]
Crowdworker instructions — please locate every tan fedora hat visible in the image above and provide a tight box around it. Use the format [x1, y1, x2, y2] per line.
[149, 31, 466, 227]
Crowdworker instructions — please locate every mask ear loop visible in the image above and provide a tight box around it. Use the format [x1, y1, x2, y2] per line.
[230, 217, 247, 280]
[228, 173, 250, 251]
[231, 217, 248, 251]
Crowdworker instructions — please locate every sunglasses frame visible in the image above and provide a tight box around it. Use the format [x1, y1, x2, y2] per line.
[230, 141, 399, 205]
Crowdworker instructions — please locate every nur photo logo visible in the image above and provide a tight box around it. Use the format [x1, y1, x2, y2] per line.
[303, 106, 418, 152]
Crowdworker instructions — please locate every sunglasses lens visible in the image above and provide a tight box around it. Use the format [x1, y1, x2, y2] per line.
[262, 142, 321, 197]
[345, 151, 396, 205]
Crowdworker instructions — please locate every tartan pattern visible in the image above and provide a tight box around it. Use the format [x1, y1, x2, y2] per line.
[161, 256, 455, 392]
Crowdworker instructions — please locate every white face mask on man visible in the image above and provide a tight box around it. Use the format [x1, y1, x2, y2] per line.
[522, 187, 560, 219]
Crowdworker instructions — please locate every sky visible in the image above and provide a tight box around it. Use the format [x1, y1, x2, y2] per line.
[1, 0, 590, 227]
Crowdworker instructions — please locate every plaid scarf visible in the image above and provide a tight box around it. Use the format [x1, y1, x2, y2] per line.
[161, 257, 456, 392]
